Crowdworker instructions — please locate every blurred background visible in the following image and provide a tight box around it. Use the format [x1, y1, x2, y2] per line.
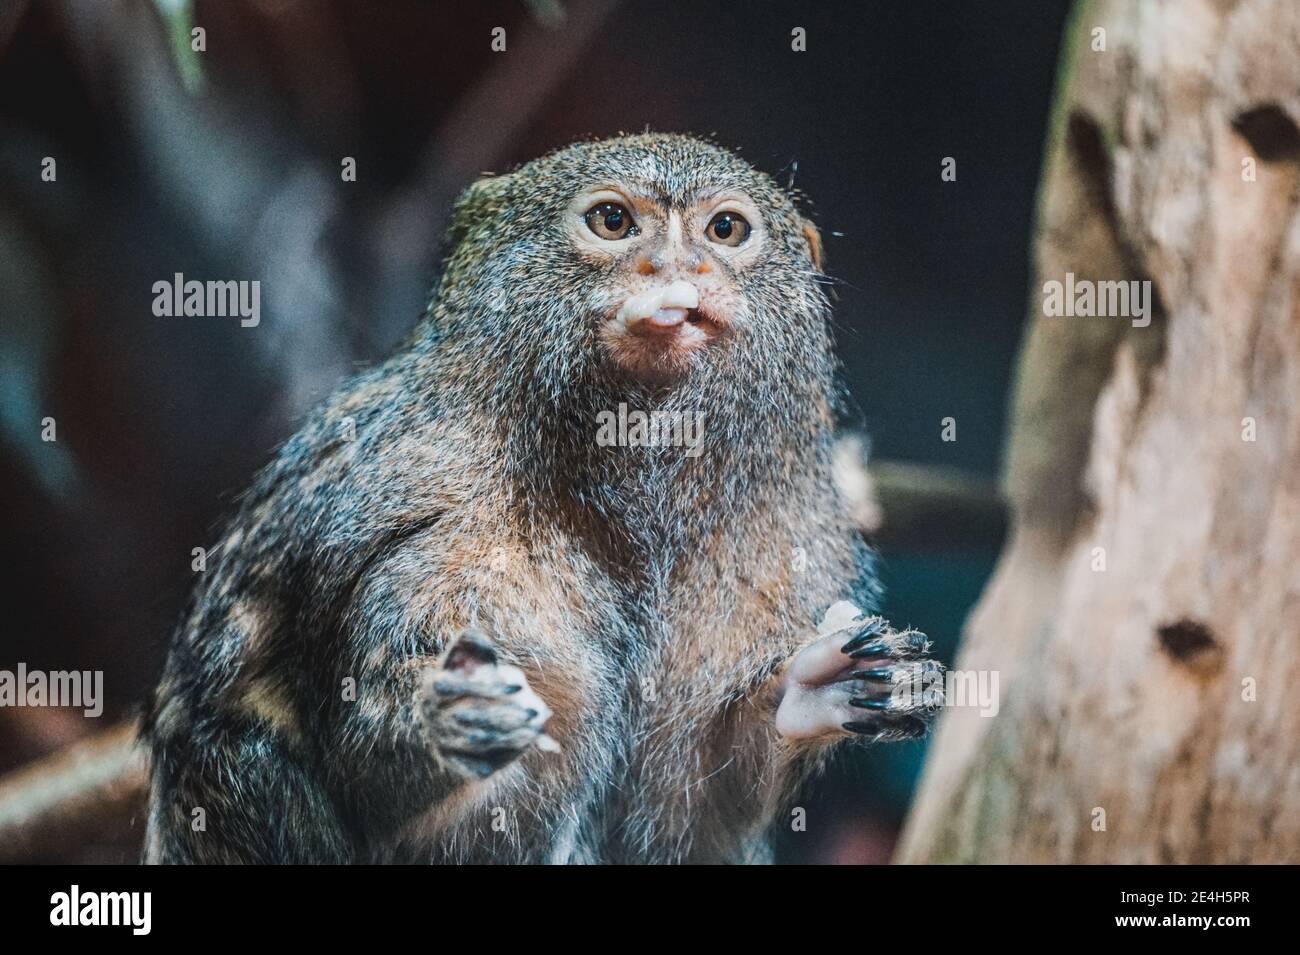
[0, 0, 1069, 862]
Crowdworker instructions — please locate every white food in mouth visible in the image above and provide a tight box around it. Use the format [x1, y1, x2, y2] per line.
[615, 280, 700, 325]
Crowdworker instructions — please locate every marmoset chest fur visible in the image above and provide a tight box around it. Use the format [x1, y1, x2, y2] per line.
[143, 133, 939, 864]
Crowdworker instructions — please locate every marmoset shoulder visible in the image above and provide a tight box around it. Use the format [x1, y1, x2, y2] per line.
[143, 133, 941, 864]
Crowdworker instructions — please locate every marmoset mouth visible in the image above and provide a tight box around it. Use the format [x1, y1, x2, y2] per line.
[624, 305, 719, 333]
[599, 306, 727, 382]
[595, 278, 730, 379]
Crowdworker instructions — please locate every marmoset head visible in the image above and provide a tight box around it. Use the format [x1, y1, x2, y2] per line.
[422, 134, 840, 538]
[427, 133, 830, 394]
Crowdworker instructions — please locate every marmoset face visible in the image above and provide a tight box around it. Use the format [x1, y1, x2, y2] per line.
[436, 135, 827, 398]
[566, 182, 768, 381]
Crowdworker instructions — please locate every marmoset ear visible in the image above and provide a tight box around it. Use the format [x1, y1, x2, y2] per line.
[800, 218, 824, 272]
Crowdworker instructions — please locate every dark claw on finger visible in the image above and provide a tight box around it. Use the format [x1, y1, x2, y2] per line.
[434, 678, 514, 699]
[848, 641, 891, 659]
[900, 716, 929, 736]
[852, 667, 894, 680]
[839, 618, 887, 653]
[849, 697, 891, 710]
[842, 720, 879, 735]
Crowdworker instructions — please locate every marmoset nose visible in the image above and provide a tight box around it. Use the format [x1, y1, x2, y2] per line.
[636, 246, 711, 277]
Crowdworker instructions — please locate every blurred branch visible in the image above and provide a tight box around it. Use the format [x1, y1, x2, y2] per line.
[0, 719, 144, 863]
[834, 436, 1007, 551]
[870, 460, 1006, 551]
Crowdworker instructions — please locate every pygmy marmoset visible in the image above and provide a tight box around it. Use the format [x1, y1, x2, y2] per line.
[144, 133, 942, 864]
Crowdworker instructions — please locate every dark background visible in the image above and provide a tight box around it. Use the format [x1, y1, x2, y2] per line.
[0, 0, 1069, 862]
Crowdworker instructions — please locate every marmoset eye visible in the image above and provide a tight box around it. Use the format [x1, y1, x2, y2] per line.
[705, 211, 751, 247]
[584, 202, 638, 240]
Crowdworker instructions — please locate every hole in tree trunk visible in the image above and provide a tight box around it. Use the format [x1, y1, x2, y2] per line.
[1156, 619, 1223, 676]
[1232, 104, 1300, 162]
[1066, 111, 1117, 223]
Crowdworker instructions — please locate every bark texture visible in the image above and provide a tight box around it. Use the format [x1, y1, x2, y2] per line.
[900, 0, 1300, 863]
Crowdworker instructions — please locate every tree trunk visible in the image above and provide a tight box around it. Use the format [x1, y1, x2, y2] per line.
[899, 0, 1300, 864]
